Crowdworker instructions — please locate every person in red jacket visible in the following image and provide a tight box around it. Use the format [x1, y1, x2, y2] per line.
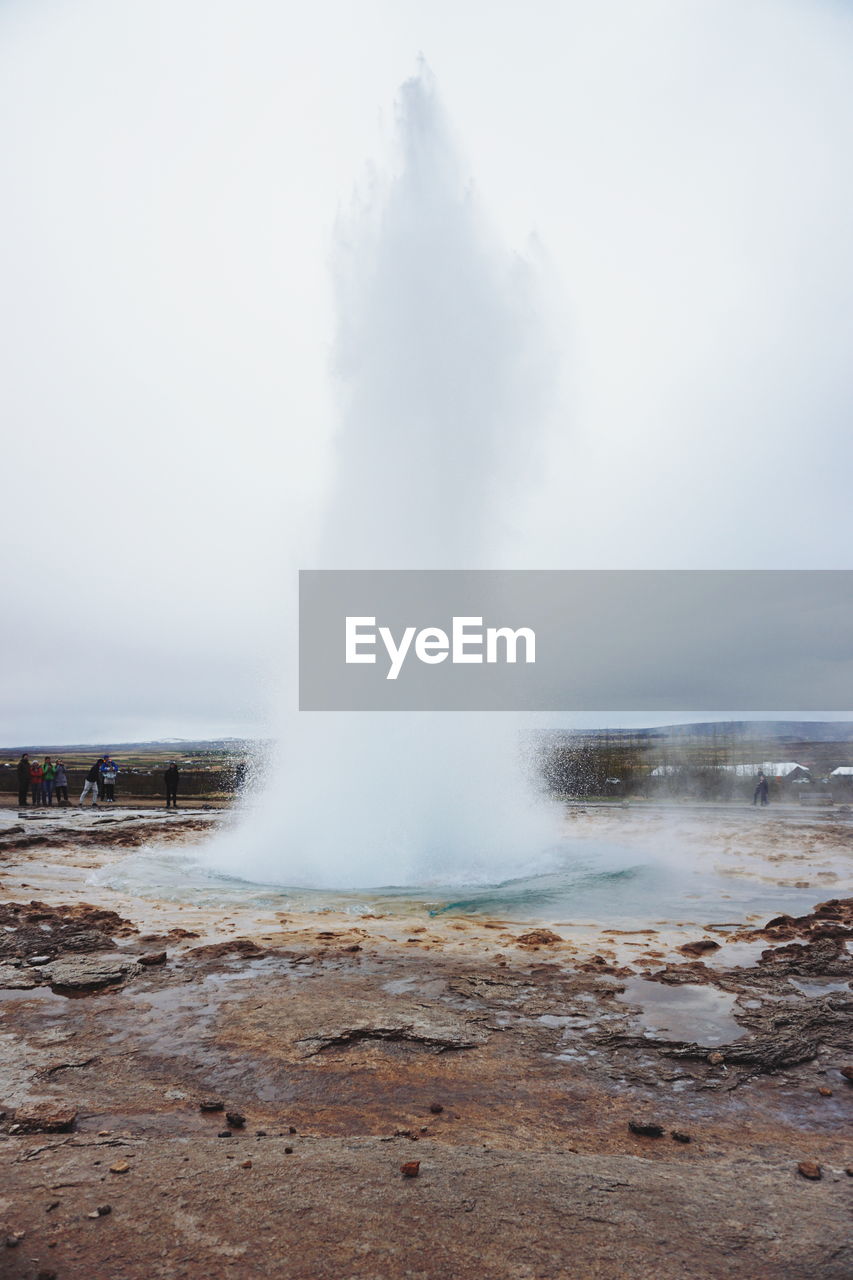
[29, 760, 44, 807]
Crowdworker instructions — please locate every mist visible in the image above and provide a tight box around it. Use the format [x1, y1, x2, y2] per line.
[2, 0, 853, 742]
[205, 67, 562, 889]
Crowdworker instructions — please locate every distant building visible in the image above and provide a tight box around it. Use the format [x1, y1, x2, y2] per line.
[722, 762, 811, 781]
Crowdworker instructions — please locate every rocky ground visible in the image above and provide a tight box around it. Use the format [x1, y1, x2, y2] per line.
[0, 809, 850, 1279]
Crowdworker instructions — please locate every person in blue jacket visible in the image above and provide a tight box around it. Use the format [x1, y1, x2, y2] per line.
[100, 755, 120, 803]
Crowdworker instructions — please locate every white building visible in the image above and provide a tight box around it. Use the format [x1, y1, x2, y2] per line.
[723, 762, 810, 780]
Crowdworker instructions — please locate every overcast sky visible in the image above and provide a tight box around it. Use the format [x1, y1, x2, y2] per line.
[2, 0, 852, 745]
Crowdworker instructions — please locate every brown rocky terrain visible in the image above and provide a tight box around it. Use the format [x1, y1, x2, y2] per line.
[0, 811, 851, 1279]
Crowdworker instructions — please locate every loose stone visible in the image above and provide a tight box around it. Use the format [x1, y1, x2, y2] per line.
[628, 1121, 664, 1138]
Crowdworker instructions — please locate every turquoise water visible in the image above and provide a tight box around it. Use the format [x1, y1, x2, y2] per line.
[431, 861, 818, 925]
[90, 838, 825, 929]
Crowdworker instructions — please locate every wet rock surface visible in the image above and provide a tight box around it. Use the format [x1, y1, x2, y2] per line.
[0, 814, 210, 855]
[42, 954, 140, 992]
[732, 898, 853, 959]
[0, 900, 136, 961]
[11, 1102, 77, 1133]
[295, 1011, 490, 1057]
[678, 938, 721, 957]
[0, 914, 851, 1279]
[0, 813, 851, 1279]
[515, 928, 563, 947]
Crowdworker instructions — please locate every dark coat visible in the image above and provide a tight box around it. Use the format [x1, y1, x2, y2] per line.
[165, 765, 180, 789]
[86, 761, 103, 783]
[17, 756, 30, 784]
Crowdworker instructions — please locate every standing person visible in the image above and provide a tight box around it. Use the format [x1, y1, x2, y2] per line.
[16, 753, 30, 807]
[165, 762, 180, 809]
[30, 759, 44, 807]
[42, 756, 57, 806]
[79, 758, 104, 807]
[753, 770, 769, 806]
[100, 756, 119, 803]
[54, 760, 69, 807]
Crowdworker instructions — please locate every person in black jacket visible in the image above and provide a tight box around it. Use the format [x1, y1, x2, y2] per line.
[17, 753, 30, 807]
[753, 770, 770, 806]
[79, 758, 104, 807]
[165, 762, 180, 809]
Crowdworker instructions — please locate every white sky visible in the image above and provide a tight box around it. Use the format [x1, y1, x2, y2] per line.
[2, 0, 852, 743]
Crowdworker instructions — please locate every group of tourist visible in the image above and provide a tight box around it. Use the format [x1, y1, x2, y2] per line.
[16, 754, 71, 807]
[16, 754, 180, 809]
[77, 756, 120, 805]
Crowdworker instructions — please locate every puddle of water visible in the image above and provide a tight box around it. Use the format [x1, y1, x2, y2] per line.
[0, 984, 68, 1007]
[382, 976, 420, 995]
[381, 975, 448, 999]
[555, 1047, 599, 1062]
[617, 977, 746, 1046]
[706, 939, 769, 969]
[790, 978, 852, 998]
[538, 1013, 595, 1032]
[123, 957, 305, 1011]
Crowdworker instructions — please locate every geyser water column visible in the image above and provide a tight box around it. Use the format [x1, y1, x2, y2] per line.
[209, 65, 562, 889]
[322, 65, 550, 568]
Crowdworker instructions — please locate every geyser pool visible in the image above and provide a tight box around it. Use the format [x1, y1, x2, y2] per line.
[96, 829, 827, 930]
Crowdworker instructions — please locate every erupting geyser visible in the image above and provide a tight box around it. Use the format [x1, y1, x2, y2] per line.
[207, 65, 563, 889]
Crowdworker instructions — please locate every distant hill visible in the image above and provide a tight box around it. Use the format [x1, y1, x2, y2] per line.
[559, 721, 853, 743]
[7, 724, 853, 755]
[0, 738, 267, 755]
